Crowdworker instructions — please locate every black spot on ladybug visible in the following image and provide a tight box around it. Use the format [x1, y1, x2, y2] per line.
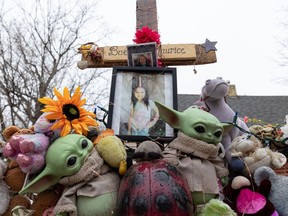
[133, 197, 148, 214]
[166, 163, 178, 173]
[118, 190, 130, 214]
[156, 194, 172, 212]
[132, 172, 145, 186]
[173, 184, 190, 210]
[154, 170, 170, 182]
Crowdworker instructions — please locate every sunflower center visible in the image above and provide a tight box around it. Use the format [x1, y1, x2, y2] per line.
[63, 104, 80, 121]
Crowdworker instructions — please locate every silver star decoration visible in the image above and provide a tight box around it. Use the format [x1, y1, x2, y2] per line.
[201, 39, 217, 53]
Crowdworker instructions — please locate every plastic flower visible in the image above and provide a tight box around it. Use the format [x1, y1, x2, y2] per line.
[38, 86, 98, 137]
[133, 26, 161, 44]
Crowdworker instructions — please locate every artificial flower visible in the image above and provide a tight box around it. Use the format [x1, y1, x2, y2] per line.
[133, 26, 161, 44]
[38, 86, 98, 137]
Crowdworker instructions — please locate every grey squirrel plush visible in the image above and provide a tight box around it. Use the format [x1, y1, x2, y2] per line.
[254, 166, 288, 216]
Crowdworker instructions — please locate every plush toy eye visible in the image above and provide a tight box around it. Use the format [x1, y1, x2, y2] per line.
[67, 156, 77, 167]
[48, 119, 56, 123]
[214, 130, 222, 138]
[81, 139, 88, 149]
[194, 125, 205, 133]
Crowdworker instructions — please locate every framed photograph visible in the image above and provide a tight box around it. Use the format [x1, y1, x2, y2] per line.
[127, 42, 158, 67]
[107, 66, 178, 143]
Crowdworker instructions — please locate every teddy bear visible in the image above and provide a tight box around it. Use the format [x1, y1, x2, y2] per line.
[254, 166, 288, 216]
[2, 160, 32, 216]
[230, 134, 287, 175]
[2, 112, 59, 174]
[2, 159, 63, 215]
[222, 175, 278, 215]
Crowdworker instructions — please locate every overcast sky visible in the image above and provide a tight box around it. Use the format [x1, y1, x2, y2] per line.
[98, 0, 288, 96]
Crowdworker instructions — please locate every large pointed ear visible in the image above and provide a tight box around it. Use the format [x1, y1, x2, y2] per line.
[154, 101, 181, 129]
[19, 169, 60, 194]
[221, 123, 234, 135]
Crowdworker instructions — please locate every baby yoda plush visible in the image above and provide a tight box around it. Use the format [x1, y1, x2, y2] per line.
[19, 134, 121, 216]
[155, 101, 230, 213]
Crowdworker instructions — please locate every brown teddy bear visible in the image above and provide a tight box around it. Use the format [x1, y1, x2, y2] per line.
[3, 160, 32, 216]
[2, 126, 63, 215]
[3, 159, 63, 215]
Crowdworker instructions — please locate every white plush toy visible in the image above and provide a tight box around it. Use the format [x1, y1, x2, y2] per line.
[0, 159, 10, 215]
[230, 134, 287, 174]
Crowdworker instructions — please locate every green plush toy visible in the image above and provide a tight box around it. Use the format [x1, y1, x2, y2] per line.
[19, 134, 121, 216]
[199, 199, 236, 216]
[155, 101, 231, 213]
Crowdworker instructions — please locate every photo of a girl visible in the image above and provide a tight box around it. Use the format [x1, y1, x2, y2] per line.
[127, 76, 159, 135]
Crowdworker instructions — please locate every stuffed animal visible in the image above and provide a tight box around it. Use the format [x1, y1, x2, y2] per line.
[132, 140, 163, 162]
[93, 128, 128, 175]
[117, 140, 194, 216]
[222, 175, 278, 215]
[0, 159, 10, 215]
[254, 166, 288, 216]
[2, 160, 32, 216]
[19, 134, 121, 216]
[2, 159, 63, 215]
[194, 77, 250, 172]
[198, 199, 236, 216]
[230, 134, 287, 175]
[2, 112, 58, 174]
[155, 101, 230, 213]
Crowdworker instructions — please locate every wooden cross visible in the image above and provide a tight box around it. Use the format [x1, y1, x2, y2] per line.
[77, 0, 216, 69]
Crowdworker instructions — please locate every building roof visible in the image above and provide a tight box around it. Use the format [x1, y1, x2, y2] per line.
[178, 94, 288, 125]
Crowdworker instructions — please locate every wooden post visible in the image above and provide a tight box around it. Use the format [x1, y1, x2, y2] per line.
[136, 0, 158, 31]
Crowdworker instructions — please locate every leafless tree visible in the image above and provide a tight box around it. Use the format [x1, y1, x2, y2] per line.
[0, 0, 113, 134]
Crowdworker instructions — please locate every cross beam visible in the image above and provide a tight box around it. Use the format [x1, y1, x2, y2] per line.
[77, 0, 216, 69]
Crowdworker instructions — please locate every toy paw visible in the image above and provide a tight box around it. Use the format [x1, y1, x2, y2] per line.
[2, 144, 17, 158]
[230, 157, 244, 172]
[17, 153, 45, 173]
[18, 138, 35, 153]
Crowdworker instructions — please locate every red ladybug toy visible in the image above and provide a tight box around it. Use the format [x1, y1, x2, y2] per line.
[117, 158, 194, 216]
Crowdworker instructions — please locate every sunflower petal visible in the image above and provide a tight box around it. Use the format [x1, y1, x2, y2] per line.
[41, 105, 62, 113]
[51, 119, 65, 130]
[81, 116, 98, 126]
[78, 121, 89, 131]
[72, 122, 83, 134]
[79, 108, 96, 118]
[70, 86, 82, 104]
[38, 97, 58, 106]
[63, 87, 71, 100]
[61, 122, 72, 136]
[54, 87, 65, 102]
[46, 112, 63, 120]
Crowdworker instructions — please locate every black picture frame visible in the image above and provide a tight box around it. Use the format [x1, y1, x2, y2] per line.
[107, 66, 178, 143]
[127, 42, 158, 67]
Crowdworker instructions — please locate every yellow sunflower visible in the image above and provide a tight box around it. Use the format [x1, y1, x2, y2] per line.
[38, 86, 99, 137]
